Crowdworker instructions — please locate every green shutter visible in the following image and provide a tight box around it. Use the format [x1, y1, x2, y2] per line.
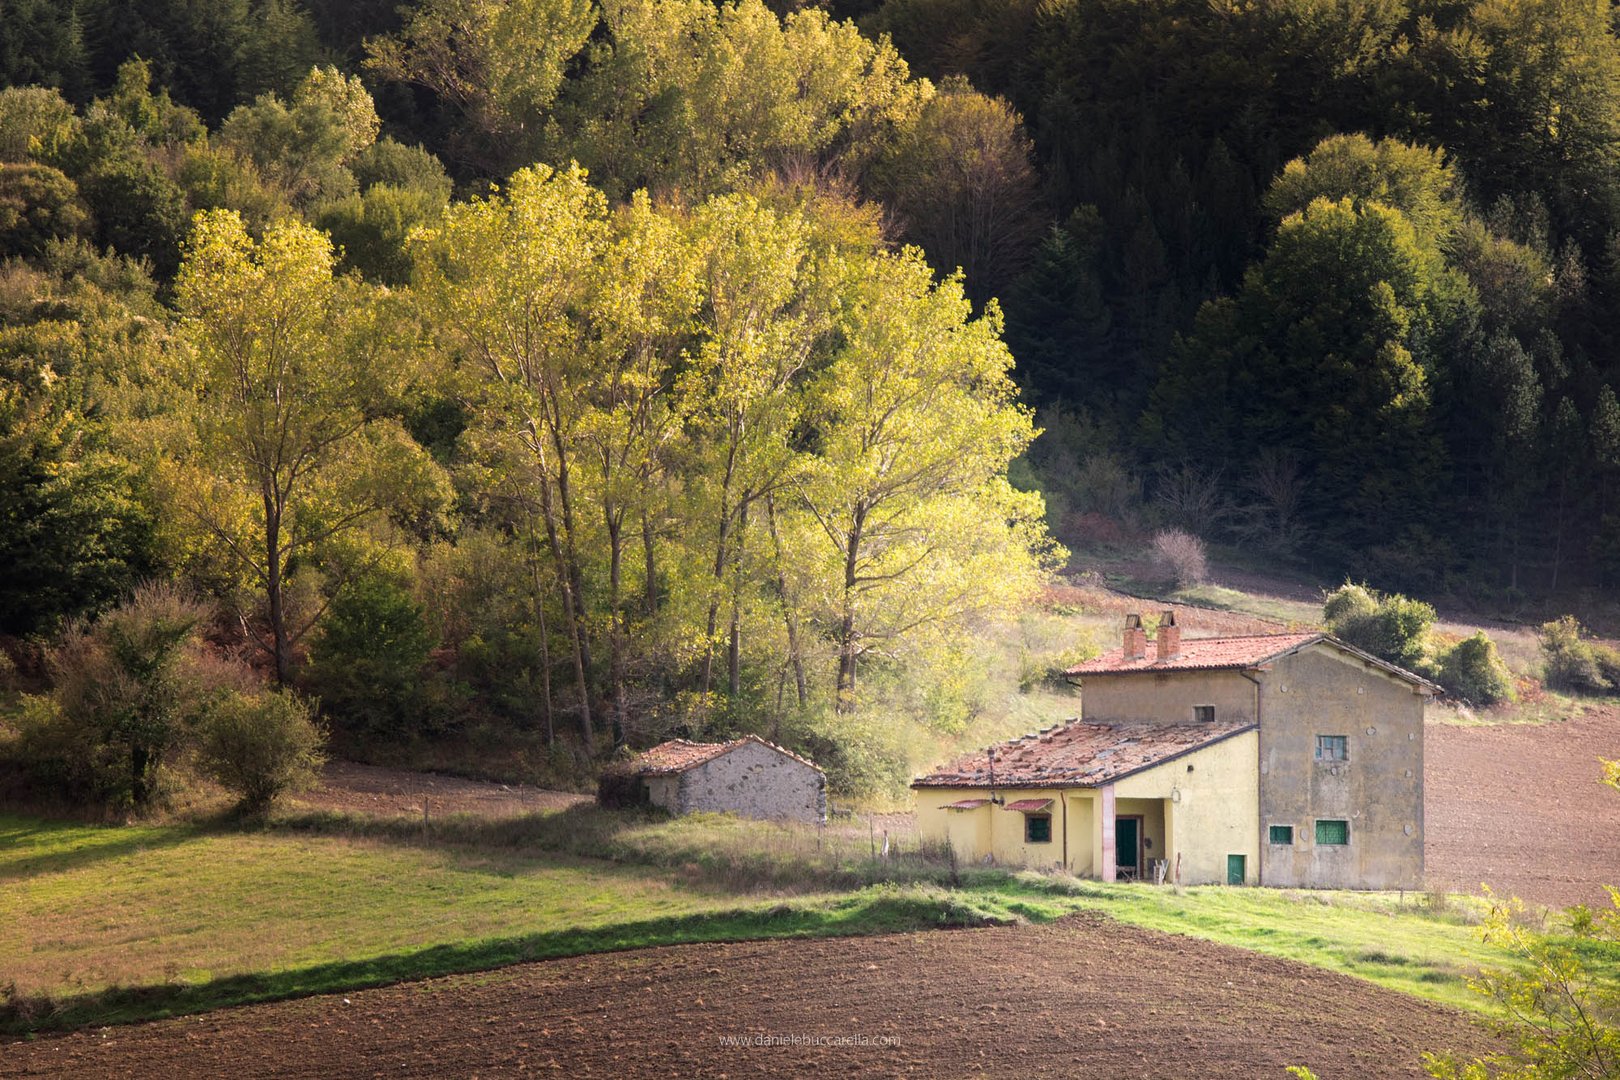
[1315, 819, 1349, 845]
[1269, 824, 1293, 845]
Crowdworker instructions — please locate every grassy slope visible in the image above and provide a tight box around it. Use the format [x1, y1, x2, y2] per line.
[12, 809, 1619, 1035]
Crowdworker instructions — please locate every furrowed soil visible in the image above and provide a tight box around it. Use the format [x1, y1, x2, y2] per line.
[1425, 705, 1620, 909]
[0, 914, 1488, 1080]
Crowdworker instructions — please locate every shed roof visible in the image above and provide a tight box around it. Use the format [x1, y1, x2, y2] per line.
[911, 719, 1256, 790]
[1065, 631, 1439, 690]
[622, 735, 822, 777]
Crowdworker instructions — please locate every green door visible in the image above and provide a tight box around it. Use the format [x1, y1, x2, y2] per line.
[1227, 854, 1246, 885]
[1115, 817, 1140, 877]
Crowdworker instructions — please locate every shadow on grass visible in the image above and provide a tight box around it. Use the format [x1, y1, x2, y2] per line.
[0, 887, 1022, 1037]
[0, 818, 210, 882]
[266, 803, 967, 896]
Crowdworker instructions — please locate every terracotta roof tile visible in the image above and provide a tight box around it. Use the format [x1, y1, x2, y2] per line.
[1066, 632, 1323, 675]
[622, 735, 823, 776]
[912, 719, 1255, 790]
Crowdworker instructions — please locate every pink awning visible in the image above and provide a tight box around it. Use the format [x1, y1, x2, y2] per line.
[1003, 798, 1053, 813]
[941, 798, 990, 810]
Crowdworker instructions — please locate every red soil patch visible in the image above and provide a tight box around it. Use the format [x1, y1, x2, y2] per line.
[290, 760, 588, 818]
[1424, 707, 1620, 909]
[0, 914, 1488, 1079]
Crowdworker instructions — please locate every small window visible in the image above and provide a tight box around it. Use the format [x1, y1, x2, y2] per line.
[1315, 735, 1349, 761]
[1269, 824, 1294, 845]
[1315, 819, 1350, 846]
[1193, 705, 1216, 723]
[1025, 814, 1052, 844]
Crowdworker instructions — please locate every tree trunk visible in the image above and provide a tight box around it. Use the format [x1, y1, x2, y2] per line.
[537, 475, 592, 748]
[727, 501, 748, 698]
[607, 509, 628, 750]
[699, 450, 738, 698]
[641, 510, 658, 617]
[264, 492, 290, 685]
[130, 742, 151, 810]
[527, 537, 556, 747]
[835, 503, 866, 713]
[766, 494, 808, 708]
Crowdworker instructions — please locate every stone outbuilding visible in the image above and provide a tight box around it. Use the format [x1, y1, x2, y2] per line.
[913, 612, 1439, 889]
[605, 736, 827, 823]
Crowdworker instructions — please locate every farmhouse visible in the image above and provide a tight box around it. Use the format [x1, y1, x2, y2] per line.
[913, 613, 1437, 888]
[608, 735, 827, 823]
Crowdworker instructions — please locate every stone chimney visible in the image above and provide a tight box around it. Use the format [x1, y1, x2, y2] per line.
[1156, 610, 1181, 661]
[1122, 613, 1147, 661]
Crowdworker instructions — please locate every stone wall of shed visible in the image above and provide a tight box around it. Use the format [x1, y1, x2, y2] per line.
[675, 740, 827, 823]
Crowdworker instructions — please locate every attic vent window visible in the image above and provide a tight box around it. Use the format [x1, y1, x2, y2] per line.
[1193, 705, 1216, 723]
[1315, 735, 1349, 761]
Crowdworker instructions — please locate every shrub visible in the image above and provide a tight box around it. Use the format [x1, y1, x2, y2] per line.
[195, 689, 327, 814]
[15, 586, 213, 811]
[305, 568, 435, 738]
[1322, 582, 1434, 671]
[1150, 528, 1208, 587]
[1436, 632, 1516, 706]
[1538, 615, 1611, 694]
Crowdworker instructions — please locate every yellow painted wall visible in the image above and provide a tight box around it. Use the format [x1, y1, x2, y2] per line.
[915, 730, 1259, 881]
[1116, 729, 1260, 884]
[1066, 793, 1095, 876]
[914, 787, 1069, 869]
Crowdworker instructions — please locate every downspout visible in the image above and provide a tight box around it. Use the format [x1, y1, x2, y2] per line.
[1061, 790, 1068, 871]
[1238, 667, 1263, 886]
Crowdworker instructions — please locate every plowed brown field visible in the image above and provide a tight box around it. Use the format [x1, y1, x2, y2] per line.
[1425, 706, 1620, 909]
[0, 914, 1489, 1080]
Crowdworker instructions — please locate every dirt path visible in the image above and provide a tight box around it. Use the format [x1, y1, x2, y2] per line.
[0, 914, 1487, 1080]
[1425, 707, 1620, 909]
[288, 760, 589, 818]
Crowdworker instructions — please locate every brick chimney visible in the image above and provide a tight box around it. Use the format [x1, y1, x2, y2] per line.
[1156, 610, 1181, 661]
[1122, 613, 1147, 661]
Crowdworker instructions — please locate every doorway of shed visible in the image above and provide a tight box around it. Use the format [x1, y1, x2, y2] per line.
[1227, 853, 1246, 885]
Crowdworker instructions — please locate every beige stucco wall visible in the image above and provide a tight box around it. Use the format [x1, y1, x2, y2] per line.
[1080, 668, 1257, 726]
[1255, 647, 1424, 889]
[1115, 728, 1260, 885]
[673, 740, 827, 823]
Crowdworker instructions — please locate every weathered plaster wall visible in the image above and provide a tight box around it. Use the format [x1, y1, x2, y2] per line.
[676, 740, 827, 823]
[1080, 669, 1257, 726]
[1257, 647, 1424, 889]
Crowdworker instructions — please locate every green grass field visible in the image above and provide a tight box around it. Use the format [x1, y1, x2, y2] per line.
[9, 808, 1617, 1035]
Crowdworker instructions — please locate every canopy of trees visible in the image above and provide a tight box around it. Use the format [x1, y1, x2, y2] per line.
[7, 0, 1620, 789]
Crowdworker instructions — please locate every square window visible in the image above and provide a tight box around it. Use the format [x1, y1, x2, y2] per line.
[1269, 824, 1294, 845]
[1193, 705, 1216, 723]
[1315, 819, 1350, 846]
[1315, 735, 1348, 761]
[1025, 814, 1052, 844]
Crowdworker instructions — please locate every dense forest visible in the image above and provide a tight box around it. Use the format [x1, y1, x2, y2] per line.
[4, 0, 1620, 797]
